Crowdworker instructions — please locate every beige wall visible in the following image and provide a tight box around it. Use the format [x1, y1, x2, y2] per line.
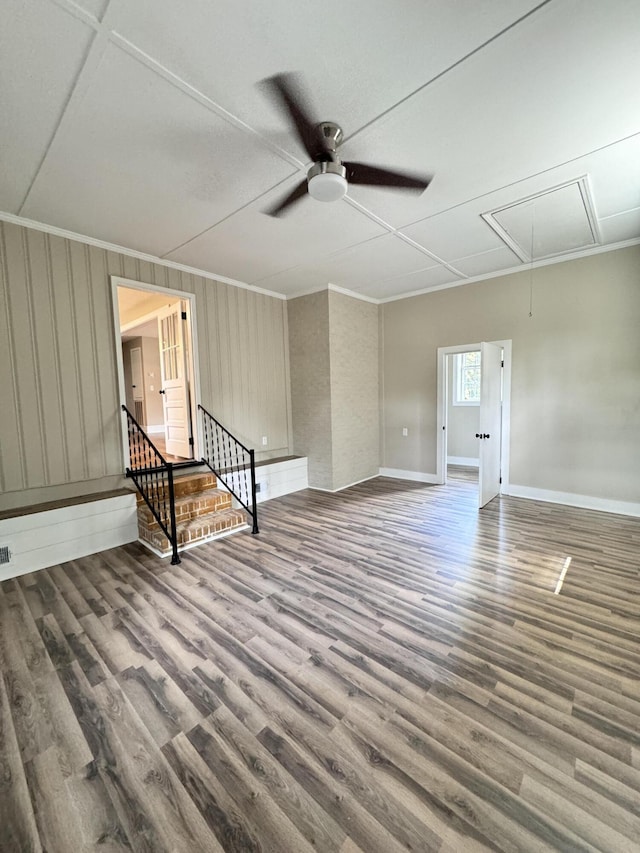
[0, 221, 292, 510]
[288, 289, 379, 491]
[329, 291, 379, 489]
[381, 245, 640, 503]
[447, 355, 480, 460]
[288, 290, 333, 489]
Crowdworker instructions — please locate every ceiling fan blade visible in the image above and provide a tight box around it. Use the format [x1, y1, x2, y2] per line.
[261, 73, 325, 161]
[265, 180, 308, 217]
[344, 162, 431, 192]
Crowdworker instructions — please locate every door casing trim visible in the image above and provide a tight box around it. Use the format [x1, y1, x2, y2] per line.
[110, 275, 203, 469]
[436, 340, 512, 492]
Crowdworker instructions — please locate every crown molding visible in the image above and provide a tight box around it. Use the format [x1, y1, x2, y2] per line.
[0, 211, 286, 300]
[327, 283, 380, 304]
[285, 283, 381, 304]
[377, 236, 640, 303]
[3, 210, 637, 307]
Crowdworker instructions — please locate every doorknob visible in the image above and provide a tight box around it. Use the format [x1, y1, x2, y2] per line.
[475, 433, 481, 438]
[484, 433, 490, 439]
[475, 433, 491, 439]
[159, 389, 166, 395]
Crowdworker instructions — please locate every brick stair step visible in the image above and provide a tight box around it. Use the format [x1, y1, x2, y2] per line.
[135, 472, 219, 503]
[137, 488, 231, 527]
[140, 507, 247, 555]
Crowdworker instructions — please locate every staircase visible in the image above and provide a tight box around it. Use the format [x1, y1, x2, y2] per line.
[136, 471, 248, 557]
[122, 404, 258, 564]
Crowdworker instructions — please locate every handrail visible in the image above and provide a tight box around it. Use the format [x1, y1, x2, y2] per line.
[121, 405, 180, 564]
[198, 404, 259, 534]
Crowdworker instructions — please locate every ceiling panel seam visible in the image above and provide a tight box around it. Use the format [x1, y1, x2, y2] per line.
[17, 19, 109, 216]
[47, 0, 102, 30]
[599, 205, 640, 220]
[343, 0, 554, 147]
[160, 172, 301, 259]
[109, 32, 306, 172]
[342, 196, 466, 277]
[396, 130, 640, 234]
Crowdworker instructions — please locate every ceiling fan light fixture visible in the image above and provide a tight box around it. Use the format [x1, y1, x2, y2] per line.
[307, 161, 348, 202]
[307, 171, 348, 202]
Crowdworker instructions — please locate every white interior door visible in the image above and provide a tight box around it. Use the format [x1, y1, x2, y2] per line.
[130, 347, 144, 401]
[478, 342, 503, 508]
[158, 303, 192, 458]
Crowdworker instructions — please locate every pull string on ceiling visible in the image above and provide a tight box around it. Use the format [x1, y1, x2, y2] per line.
[529, 201, 535, 319]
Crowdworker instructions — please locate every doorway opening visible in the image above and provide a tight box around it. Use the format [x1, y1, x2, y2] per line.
[436, 340, 511, 508]
[111, 277, 201, 467]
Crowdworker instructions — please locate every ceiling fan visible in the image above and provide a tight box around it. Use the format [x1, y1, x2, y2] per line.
[261, 73, 432, 216]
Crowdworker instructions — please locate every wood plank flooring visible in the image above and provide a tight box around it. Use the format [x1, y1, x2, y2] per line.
[1, 471, 639, 852]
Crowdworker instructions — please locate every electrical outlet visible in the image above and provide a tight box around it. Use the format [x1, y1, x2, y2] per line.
[262, 436, 268, 446]
[402, 427, 408, 437]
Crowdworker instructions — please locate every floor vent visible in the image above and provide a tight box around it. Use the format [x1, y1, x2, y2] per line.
[0, 545, 11, 565]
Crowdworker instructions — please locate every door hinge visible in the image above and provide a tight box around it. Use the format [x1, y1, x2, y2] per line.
[188, 436, 194, 446]
[501, 359, 504, 367]
[499, 476, 502, 484]
[181, 311, 187, 320]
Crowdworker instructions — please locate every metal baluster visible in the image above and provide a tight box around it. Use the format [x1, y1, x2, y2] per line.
[249, 448, 258, 534]
[167, 463, 179, 565]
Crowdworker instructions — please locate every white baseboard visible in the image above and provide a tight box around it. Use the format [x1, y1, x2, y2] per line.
[145, 425, 165, 435]
[447, 456, 479, 468]
[506, 484, 640, 518]
[0, 493, 139, 580]
[379, 467, 441, 484]
[310, 473, 379, 493]
[253, 457, 308, 503]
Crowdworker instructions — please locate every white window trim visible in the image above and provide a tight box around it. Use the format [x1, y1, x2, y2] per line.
[452, 351, 481, 407]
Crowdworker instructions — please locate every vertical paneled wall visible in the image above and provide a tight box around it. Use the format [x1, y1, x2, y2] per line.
[0, 221, 292, 510]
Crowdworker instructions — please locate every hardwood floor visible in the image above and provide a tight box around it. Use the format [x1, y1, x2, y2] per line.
[146, 434, 194, 464]
[1, 475, 639, 852]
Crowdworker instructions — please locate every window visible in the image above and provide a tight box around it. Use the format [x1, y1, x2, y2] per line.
[453, 351, 481, 405]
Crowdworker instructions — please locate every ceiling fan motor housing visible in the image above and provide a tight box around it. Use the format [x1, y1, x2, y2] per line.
[317, 121, 344, 153]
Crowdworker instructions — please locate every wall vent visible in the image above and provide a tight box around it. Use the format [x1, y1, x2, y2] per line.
[0, 546, 11, 565]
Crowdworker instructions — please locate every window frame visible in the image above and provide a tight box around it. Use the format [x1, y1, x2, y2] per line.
[452, 351, 481, 406]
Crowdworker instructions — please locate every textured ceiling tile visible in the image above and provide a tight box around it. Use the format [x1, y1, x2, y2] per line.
[0, 0, 94, 212]
[22, 43, 296, 256]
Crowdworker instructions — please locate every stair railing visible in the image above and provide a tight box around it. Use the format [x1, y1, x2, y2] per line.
[122, 405, 180, 565]
[198, 404, 259, 534]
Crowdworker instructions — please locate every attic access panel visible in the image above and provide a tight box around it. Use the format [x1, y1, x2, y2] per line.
[482, 178, 600, 262]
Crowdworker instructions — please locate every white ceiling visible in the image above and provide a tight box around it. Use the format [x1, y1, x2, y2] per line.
[2, 0, 639, 301]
